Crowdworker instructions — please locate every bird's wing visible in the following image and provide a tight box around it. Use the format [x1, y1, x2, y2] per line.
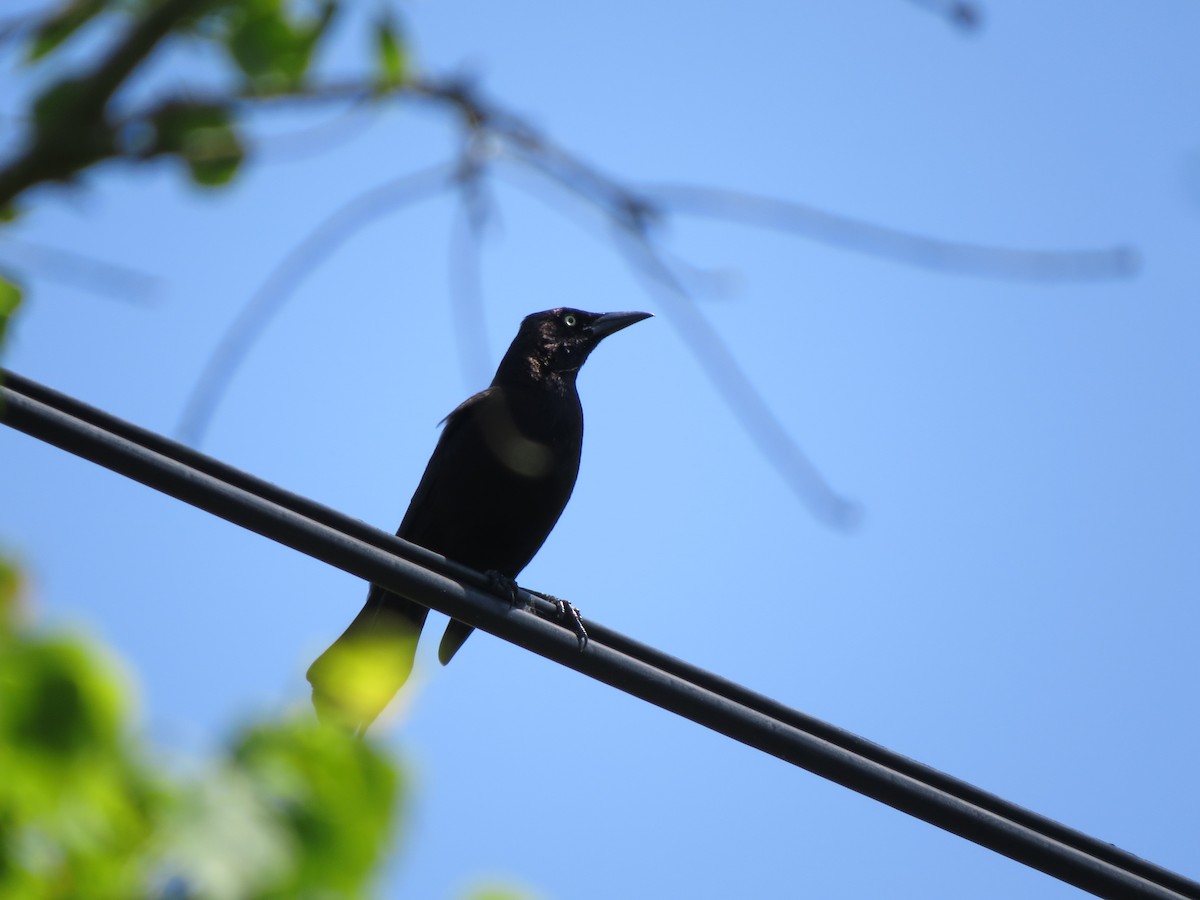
[438, 385, 498, 427]
[399, 386, 499, 539]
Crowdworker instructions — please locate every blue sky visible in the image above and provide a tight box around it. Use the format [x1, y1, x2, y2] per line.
[3, 2, 1199, 898]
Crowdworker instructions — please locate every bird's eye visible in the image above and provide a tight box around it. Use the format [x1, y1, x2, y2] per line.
[563, 314, 578, 327]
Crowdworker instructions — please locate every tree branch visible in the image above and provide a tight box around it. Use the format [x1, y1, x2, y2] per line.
[0, 0, 214, 208]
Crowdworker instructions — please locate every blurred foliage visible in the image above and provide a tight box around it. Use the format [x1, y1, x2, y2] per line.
[0, 6, 540, 897]
[0, 568, 403, 898]
[0, 276, 21, 347]
[373, 10, 408, 88]
[231, 719, 398, 895]
[149, 102, 244, 186]
[209, 0, 337, 92]
[24, 0, 108, 62]
[462, 886, 543, 900]
[2, 0, 411, 204]
[0, 5, 417, 891]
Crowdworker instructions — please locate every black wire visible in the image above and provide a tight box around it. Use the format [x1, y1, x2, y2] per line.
[2, 368, 1197, 900]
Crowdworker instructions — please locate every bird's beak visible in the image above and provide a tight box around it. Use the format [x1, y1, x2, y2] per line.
[589, 311, 653, 340]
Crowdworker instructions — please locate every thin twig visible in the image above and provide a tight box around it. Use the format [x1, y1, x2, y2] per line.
[175, 72, 1139, 529]
[0, 236, 163, 304]
[649, 184, 1138, 281]
[613, 224, 862, 529]
[178, 163, 453, 444]
[248, 96, 380, 164]
[905, 0, 984, 32]
[478, 153, 861, 525]
[447, 167, 495, 390]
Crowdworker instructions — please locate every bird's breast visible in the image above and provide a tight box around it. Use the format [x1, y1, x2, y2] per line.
[411, 388, 580, 575]
[477, 398, 558, 479]
[475, 388, 582, 481]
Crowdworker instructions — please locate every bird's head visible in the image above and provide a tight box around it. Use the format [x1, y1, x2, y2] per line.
[499, 307, 653, 383]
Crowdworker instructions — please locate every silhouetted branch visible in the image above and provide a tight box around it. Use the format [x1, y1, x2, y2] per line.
[178, 163, 454, 443]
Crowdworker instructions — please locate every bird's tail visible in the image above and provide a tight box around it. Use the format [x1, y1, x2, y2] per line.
[307, 586, 428, 733]
[437, 618, 474, 665]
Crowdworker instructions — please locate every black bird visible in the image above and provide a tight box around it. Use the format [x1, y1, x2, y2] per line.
[307, 307, 651, 731]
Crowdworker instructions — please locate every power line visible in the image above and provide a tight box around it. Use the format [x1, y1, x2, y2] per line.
[2, 368, 1197, 900]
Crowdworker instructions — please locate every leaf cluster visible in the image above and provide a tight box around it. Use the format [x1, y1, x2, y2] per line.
[2, 0, 410, 201]
[0, 567, 403, 899]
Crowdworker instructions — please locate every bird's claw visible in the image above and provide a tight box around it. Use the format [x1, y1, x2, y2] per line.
[486, 570, 529, 609]
[550, 596, 589, 652]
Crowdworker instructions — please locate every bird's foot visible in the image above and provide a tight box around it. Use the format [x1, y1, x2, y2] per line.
[547, 596, 589, 652]
[485, 570, 528, 609]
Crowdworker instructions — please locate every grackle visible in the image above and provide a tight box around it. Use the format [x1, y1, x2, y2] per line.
[307, 307, 651, 731]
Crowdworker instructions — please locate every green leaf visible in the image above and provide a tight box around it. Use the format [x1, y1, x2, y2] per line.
[0, 276, 23, 347]
[0, 611, 408, 898]
[0, 630, 160, 899]
[183, 124, 244, 186]
[228, 4, 298, 87]
[0, 638, 125, 761]
[151, 103, 244, 187]
[231, 718, 402, 895]
[222, 0, 337, 91]
[374, 11, 408, 88]
[26, 0, 110, 62]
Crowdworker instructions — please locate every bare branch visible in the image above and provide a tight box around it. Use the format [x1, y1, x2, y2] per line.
[248, 97, 380, 164]
[649, 184, 1139, 281]
[612, 225, 862, 530]
[450, 79, 1132, 283]
[447, 161, 496, 390]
